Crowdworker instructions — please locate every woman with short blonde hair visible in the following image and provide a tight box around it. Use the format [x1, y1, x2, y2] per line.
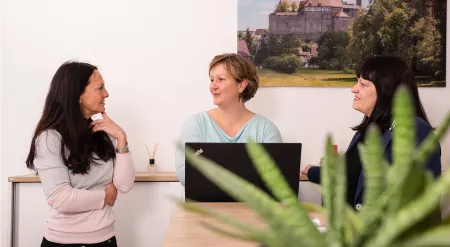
[175, 53, 283, 186]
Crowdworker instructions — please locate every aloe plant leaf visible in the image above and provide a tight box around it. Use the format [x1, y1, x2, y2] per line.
[356, 164, 423, 247]
[360, 125, 447, 247]
[321, 136, 344, 247]
[346, 205, 363, 233]
[366, 170, 450, 247]
[302, 202, 325, 213]
[246, 141, 323, 241]
[357, 125, 386, 220]
[344, 204, 364, 244]
[414, 112, 450, 167]
[343, 218, 356, 246]
[391, 85, 416, 169]
[334, 154, 347, 244]
[180, 202, 269, 238]
[303, 201, 361, 246]
[359, 126, 385, 197]
[389, 85, 416, 214]
[392, 224, 450, 247]
[198, 221, 274, 245]
[392, 114, 450, 238]
[322, 137, 337, 219]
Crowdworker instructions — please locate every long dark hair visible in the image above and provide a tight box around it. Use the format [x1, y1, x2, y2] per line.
[352, 55, 431, 133]
[26, 61, 115, 174]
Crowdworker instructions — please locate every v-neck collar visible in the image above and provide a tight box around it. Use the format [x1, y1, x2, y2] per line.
[204, 112, 257, 142]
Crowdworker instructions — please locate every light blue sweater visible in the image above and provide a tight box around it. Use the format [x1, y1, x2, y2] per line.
[175, 111, 283, 186]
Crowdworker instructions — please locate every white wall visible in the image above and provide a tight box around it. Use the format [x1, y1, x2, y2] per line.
[1, 0, 450, 246]
[0, 0, 3, 243]
[1, 1, 238, 245]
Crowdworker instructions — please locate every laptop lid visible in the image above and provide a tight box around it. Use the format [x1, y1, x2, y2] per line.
[185, 143, 302, 202]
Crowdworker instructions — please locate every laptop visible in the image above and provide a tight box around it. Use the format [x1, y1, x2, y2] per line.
[185, 143, 302, 202]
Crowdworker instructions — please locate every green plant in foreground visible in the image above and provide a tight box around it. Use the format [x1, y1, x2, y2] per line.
[180, 85, 450, 247]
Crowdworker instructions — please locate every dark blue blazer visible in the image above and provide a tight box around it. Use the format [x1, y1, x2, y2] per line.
[307, 116, 442, 209]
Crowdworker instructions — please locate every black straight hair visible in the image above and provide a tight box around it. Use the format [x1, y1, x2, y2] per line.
[26, 61, 115, 174]
[352, 55, 431, 133]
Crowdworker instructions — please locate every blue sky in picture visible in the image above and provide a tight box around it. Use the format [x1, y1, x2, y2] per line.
[238, 0, 370, 31]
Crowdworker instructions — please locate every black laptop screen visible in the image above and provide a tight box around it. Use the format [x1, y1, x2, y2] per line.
[185, 143, 301, 202]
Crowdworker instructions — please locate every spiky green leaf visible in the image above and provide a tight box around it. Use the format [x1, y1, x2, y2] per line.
[366, 170, 450, 247]
[180, 202, 270, 242]
[414, 113, 450, 167]
[246, 141, 323, 241]
[393, 224, 450, 247]
[321, 136, 343, 247]
[389, 85, 416, 213]
[357, 125, 386, 219]
[198, 221, 277, 246]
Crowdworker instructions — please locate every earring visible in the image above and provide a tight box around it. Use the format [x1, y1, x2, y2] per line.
[79, 100, 82, 104]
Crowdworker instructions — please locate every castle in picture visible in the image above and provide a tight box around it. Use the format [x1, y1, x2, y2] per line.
[269, 0, 361, 42]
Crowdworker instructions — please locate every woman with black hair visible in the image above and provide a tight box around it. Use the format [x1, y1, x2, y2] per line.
[26, 61, 135, 247]
[301, 55, 441, 210]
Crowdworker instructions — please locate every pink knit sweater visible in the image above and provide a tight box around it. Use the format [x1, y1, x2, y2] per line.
[34, 130, 135, 244]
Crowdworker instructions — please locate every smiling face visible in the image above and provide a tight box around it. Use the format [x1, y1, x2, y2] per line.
[351, 76, 377, 116]
[79, 70, 109, 118]
[209, 63, 247, 107]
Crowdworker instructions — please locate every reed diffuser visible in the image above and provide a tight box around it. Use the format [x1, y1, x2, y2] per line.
[145, 143, 158, 172]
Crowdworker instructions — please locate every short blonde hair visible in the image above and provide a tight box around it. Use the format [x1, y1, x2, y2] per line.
[209, 53, 259, 102]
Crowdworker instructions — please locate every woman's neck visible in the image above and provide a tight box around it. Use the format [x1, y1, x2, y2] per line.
[218, 102, 250, 121]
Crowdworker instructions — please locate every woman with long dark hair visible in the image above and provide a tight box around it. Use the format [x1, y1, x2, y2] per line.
[26, 61, 135, 247]
[301, 55, 441, 210]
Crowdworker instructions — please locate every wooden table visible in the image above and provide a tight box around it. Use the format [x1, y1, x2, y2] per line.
[8, 172, 179, 183]
[299, 173, 308, 181]
[162, 202, 325, 247]
[9, 172, 307, 182]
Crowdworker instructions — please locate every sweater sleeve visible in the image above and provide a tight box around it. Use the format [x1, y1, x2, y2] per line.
[262, 118, 283, 143]
[113, 152, 135, 193]
[307, 166, 321, 184]
[34, 130, 105, 213]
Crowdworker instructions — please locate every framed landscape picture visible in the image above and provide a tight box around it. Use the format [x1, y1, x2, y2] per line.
[238, 0, 446, 87]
